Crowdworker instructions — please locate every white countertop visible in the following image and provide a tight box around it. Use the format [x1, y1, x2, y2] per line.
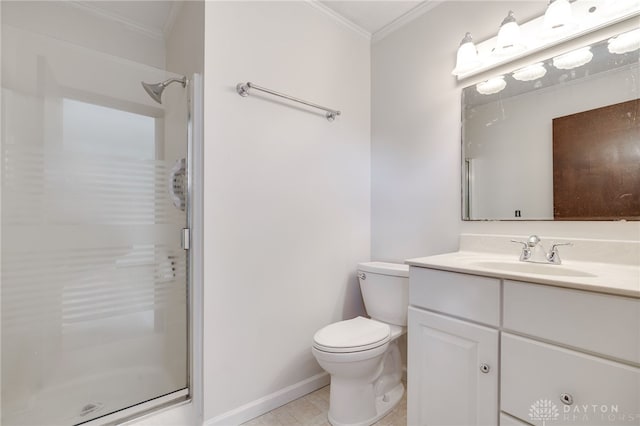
[406, 251, 640, 298]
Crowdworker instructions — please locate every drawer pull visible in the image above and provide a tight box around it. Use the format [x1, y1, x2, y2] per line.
[479, 363, 491, 373]
[560, 393, 574, 406]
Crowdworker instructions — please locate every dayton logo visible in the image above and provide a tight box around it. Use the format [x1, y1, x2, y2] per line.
[529, 399, 560, 425]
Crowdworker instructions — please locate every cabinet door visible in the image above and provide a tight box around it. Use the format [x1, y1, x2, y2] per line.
[408, 307, 499, 426]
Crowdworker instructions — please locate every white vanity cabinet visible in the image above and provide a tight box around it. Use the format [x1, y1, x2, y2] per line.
[408, 268, 500, 426]
[501, 281, 640, 426]
[408, 266, 640, 426]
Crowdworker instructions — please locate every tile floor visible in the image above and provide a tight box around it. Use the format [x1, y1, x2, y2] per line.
[241, 384, 407, 426]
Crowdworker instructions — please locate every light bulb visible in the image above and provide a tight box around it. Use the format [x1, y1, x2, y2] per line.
[540, 0, 576, 39]
[494, 11, 525, 56]
[608, 29, 640, 54]
[552, 46, 593, 70]
[512, 63, 547, 81]
[452, 33, 482, 76]
[476, 77, 507, 95]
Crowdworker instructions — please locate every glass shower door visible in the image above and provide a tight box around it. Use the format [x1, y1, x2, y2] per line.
[1, 24, 189, 425]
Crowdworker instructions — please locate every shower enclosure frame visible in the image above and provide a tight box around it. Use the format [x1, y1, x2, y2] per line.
[68, 73, 205, 426]
[0, 1, 205, 420]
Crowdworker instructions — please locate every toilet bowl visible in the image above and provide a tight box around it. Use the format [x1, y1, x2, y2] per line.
[312, 262, 409, 426]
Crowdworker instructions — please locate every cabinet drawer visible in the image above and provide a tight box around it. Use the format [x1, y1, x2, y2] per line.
[501, 333, 640, 426]
[503, 280, 640, 363]
[410, 267, 500, 326]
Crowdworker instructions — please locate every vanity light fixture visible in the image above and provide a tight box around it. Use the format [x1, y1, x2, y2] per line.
[476, 77, 507, 95]
[494, 11, 526, 56]
[607, 28, 640, 53]
[452, 33, 482, 76]
[512, 62, 547, 81]
[451, 0, 640, 80]
[552, 46, 594, 69]
[540, 0, 576, 39]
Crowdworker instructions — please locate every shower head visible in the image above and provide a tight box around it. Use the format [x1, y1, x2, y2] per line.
[141, 76, 187, 104]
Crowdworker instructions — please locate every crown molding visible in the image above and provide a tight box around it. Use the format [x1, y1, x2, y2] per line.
[66, 1, 165, 41]
[372, 0, 443, 44]
[304, 0, 371, 40]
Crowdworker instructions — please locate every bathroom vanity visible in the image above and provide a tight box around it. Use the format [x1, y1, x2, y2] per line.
[405, 236, 640, 426]
[411, 3, 640, 424]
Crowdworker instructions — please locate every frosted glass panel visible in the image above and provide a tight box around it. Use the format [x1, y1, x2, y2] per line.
[1, 22, 189, 426]
[62, 99, 156, 159]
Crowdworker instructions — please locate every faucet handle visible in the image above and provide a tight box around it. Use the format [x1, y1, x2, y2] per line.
[547, 242, 573, 264]
[510, 239, 527, 248]
[550, 242, 573, 250]
[527, 235, 541, 247]
[510, 239, 531, 261]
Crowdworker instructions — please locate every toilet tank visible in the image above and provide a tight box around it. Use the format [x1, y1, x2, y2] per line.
[357, 262, 409, 326]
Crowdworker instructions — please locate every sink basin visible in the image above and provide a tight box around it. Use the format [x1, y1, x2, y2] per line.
[471, 260, 597, 278]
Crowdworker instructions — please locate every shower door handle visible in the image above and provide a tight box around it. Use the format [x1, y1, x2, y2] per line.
[181, 228, 191, 250]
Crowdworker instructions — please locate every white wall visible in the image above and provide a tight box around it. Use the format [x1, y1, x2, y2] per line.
[371, 0, 640, 264]
[0, 1, 165, 69]
[202, 1, 370, 423]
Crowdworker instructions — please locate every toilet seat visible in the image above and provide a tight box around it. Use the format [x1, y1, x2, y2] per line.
[313, 316, 390, 353]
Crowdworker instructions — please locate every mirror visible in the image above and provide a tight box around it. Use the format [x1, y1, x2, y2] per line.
[462, 29, 639, 221]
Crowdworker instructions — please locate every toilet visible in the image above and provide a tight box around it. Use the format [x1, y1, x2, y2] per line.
[312, 261, 409, 426]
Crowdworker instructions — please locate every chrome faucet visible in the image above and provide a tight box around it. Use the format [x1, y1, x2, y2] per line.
[511, 235, 572, 264]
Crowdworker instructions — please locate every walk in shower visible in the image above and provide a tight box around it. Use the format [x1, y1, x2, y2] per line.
[1, 2, 197, 424]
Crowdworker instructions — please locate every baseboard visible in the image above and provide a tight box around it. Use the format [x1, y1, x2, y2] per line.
[204, 372, 330, 426]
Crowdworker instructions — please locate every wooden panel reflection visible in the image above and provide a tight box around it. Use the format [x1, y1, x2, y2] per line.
[553, 99, 639, 220]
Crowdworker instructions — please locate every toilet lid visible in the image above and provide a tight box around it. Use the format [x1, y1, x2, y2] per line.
[313, 317, 390, 353]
